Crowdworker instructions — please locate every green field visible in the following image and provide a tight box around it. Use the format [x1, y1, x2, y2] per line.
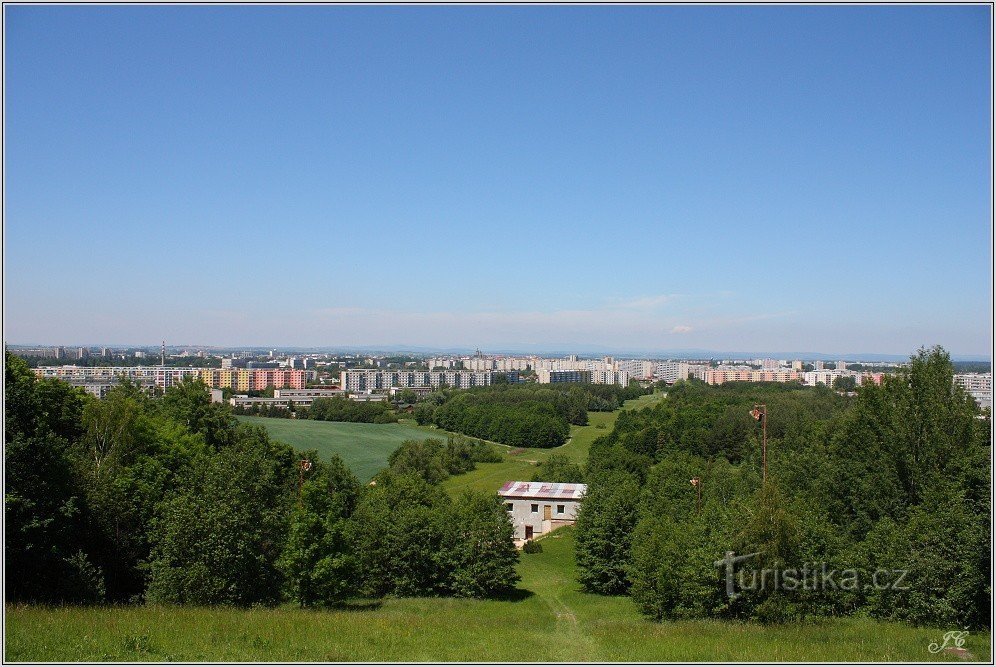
[5, 527, 987, 662]
[238, 392, 665, 493]
[236, 416, 440, 481]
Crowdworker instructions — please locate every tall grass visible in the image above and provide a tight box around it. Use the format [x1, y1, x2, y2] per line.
[6, 527, 988, 662]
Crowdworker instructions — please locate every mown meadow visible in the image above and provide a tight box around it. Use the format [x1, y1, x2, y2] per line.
[235, 416, 438, 481]
[6, 528, 988, 662]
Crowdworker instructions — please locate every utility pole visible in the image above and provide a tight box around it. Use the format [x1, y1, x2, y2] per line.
[690, 476, 702, 514]
[750, 404, 768, 483]
[297, 459, 312, 507]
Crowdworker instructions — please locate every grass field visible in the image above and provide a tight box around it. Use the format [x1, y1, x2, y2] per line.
[5, 527, 988, 662]
[236, 416, 437, 481]
[237, 392, 665, 493]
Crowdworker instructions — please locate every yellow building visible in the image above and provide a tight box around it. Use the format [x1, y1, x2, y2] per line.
[236, 369, 251, 392]
[199, 368, 217, 388]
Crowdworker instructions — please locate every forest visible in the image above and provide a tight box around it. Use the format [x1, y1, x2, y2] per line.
[4, 352, 519, 607]
[574, 347, 991, 628]
[413, 382, 648, 448]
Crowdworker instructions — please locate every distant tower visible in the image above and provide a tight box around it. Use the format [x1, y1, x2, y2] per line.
[161, 340, 166, 366]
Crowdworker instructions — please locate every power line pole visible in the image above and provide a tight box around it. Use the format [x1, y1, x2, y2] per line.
[690, 476, 702, 514]
[750, 404, 768, 483]
[298, 459, 312, 507]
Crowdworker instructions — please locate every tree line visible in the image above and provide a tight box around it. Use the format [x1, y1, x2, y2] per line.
[413, 382, 648, 448]
[232, 396, 398, 423]
[574, 347, 991, 628]
[5, 353, 519, 607]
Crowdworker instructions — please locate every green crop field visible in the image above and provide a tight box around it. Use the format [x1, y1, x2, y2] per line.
[5, 527, 987, 662]
[236, 417, 443, 481]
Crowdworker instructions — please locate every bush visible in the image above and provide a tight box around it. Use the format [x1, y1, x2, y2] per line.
[146, 430, 295, 606]
[522, 540, 543, 554]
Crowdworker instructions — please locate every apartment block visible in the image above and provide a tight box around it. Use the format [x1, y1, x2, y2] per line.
[339, 369, 512, 392]
[537, 369, 591, 384]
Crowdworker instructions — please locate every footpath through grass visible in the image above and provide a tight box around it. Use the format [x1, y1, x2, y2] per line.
[5, 527, 988, 662]
[440, 391, 666, 497]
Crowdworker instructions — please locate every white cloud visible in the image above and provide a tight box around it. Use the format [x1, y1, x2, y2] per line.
[612, 294, 681, 311]
[670, 325, 693, 334]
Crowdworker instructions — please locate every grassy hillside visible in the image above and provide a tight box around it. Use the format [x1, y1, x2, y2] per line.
[440, 392, 665, 496]
[6, 527, 987, 662]
[235, 417, 438, 481]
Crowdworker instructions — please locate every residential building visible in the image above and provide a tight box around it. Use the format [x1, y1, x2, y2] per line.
[616, 359, 655, 379]
[34, 365, 306, 393]
[498, 481, 587, 543]
[954, 373, 993, 408]
[339, 369, 513, 392]
[705, 367, 801, 385]
[537, 369, 590, 384]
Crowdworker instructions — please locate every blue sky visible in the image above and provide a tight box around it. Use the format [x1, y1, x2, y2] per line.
[4, 5, 991, 356]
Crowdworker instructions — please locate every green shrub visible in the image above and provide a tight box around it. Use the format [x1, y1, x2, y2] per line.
[522, 540, 543, 554]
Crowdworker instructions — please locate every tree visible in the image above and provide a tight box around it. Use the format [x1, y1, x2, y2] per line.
[146, 430, 295, 606]
[532, 453, 584, 483]
[574, 471, 641, 594]
[832, 376, 857, 392]
[861, 484, 990, 628]
[450, 492, 520, 598]
[280, 455, 361, 607]
[4, 352, 103, 603]
[387, 503, 456, 596]
[160, 377, 237, 449]
[387, 439, 449, 484]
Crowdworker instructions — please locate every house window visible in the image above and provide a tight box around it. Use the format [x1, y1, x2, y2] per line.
[531, 504, 538, 513]
[505, 503, 513, 512]
[557, 505, 565, 514]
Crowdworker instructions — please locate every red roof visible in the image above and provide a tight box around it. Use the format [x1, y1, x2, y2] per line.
[497, 481, 587, 500]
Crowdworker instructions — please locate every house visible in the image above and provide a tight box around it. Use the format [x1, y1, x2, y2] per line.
[498, 481, 587, 543]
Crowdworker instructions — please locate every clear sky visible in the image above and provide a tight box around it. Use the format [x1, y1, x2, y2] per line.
[4, 5, 992, 356]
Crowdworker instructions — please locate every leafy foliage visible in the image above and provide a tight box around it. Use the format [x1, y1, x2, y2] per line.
[415, 383, 648, 448]
[582, 347, 991, 628]
[306, 396, 397, 423]
[3, 353, 522, 608]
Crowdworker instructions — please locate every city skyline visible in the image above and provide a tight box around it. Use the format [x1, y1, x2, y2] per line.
[4, 6, 992, 356]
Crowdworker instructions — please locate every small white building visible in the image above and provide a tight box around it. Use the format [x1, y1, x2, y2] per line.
[498, 481, 587, 543]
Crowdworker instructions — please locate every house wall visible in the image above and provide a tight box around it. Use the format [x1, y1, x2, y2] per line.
[502, 497, 582, 541]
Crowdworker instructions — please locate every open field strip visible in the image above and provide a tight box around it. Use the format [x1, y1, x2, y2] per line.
[235, 416, 435, 481]
[5, 528, 987, 662]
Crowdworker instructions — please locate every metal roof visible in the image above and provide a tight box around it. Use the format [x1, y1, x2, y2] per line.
[498, 481, 587, 500]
